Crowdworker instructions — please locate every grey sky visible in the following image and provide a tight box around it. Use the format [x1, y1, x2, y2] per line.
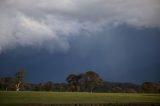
[0, 0, 160, 53]
[0, 0, 160, 83]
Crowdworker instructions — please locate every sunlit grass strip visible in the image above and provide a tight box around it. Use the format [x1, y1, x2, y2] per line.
[0, 91, 160, 105]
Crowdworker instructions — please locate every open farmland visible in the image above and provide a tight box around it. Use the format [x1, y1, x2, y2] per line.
[0, 91, 160, 106]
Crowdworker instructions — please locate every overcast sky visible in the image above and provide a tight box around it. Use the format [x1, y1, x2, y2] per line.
[0, 0, 160, 83]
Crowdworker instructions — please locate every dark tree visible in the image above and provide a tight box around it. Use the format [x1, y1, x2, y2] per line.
[14, 69, 25, 91]
[66, 74, 82, 91]
[83, 71, 103, 93]
[142, 82, 160, 93]
[43, 81, 54, 91]
[66, 71, 103, 93]
[0, 77, 15, 91]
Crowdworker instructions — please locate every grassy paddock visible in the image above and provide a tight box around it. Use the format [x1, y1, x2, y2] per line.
[0, 91, 160, 106]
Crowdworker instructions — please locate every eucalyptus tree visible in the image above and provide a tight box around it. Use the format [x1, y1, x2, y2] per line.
[66, 71, 103, 93]
[66, 74, 82, 91]
[83, 71, 103, 93]
[14, 69, 25, 91]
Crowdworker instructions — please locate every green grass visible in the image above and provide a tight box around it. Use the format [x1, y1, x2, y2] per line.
[0, 91, 160, 105]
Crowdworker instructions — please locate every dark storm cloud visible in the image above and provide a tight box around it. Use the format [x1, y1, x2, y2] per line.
[0, 26, 159, 83]
[0, 0, 160, 52]
[69, 26, 160, 83]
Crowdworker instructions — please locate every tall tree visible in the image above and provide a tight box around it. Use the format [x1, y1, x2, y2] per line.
[14, 69, 25, 91]
[66, 71, 103, 92]
[66, 74, 81, 91]
[83, 71, 103, 93]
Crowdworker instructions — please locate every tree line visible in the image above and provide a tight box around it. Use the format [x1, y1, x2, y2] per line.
[0, 69, 160, 93]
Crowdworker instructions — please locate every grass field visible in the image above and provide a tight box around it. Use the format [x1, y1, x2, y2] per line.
[0, 91, 160, 106]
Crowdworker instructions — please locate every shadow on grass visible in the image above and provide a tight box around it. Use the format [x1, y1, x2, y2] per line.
[23, 103, 160, 106]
